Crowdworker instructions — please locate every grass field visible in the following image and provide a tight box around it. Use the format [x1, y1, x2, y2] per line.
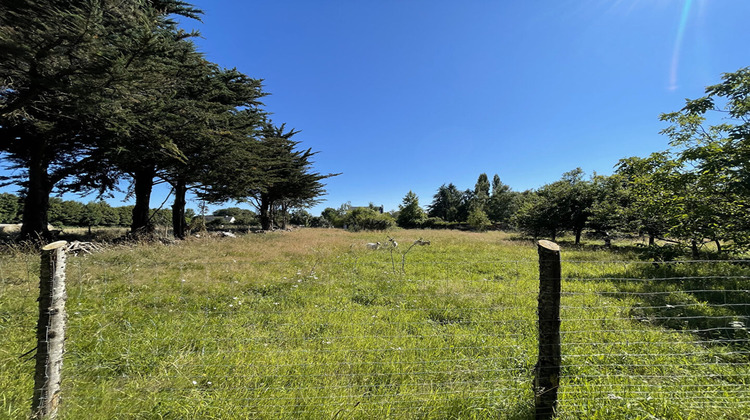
[1, 229, 749, 419]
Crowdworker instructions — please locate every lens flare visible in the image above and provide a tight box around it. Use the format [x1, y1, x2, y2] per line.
[669, 0, 694, 91]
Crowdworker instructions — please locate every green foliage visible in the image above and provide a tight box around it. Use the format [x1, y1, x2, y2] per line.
[513, 169, 596, 243]
[487, 174, 516, 224]
[289, 209, 313, 226]
[657, 67, 750, 252]
[427, 183, 464, 222]
[472, 173, 491, 213]
[396, 191, 426, 228]
[213, 207, 257, 225]
[320, 206, 344, 228]
[0, 1, 333, 240]
[513, 191, 555, 239]
[467, 207, 491, 231]
[344, 207, 394, 231]
[0, 0, 201, 239]
[0, 193, 21, 223]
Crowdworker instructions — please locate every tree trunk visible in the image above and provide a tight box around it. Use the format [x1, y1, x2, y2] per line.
[131, 166, 155, 234]
[715, 239, 722, 255]
[21, 149, 52, 241]
[691, 239, 699, 260]
[172, 179, 187, 240]
[648, 233, 655, 246]
[574, 228, 582, 245]
[280, 201, 288, 230]
[259, 193, 272, 230]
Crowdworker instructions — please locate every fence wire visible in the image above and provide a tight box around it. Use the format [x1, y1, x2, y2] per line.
[55, 258, 540, 418]
[557, 260, 750, 419]
[3, 250, 750, 418]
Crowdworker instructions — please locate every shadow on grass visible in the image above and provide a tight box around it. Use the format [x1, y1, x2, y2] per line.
[592, 261, 750, 347]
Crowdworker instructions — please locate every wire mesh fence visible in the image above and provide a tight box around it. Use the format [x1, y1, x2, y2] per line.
[2, 239, 750, 419]
[557, 259, 750, 419]
[57, 256, 542, 418]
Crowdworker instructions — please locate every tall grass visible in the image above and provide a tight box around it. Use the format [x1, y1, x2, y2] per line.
[1, 229, 748, 419]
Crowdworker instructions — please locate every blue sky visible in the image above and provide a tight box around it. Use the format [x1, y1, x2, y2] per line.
[5, 0, 750, 215]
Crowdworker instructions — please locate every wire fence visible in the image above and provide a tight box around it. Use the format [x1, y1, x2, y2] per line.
[3, 242, 750, 419]
[558, 260, 750, 418]
[57, 256, 540, 418]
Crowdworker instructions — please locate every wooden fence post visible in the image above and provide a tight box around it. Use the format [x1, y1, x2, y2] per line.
[32, 241, 68, 420]
[534, 240, 561, 419]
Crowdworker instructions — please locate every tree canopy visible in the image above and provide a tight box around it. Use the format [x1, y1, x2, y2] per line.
[0, 0, 335, 240]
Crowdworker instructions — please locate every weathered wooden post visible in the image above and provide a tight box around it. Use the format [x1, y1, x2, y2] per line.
[32, 241, 68, 420]
[534, 240, 561, 419]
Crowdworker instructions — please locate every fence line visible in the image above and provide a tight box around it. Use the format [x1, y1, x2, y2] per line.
[4, 240, 749, 418]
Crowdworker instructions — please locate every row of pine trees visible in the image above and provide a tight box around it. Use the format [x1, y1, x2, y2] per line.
[0, 1, 335, 241]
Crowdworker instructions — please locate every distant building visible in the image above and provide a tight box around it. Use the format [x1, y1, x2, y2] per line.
[198, 215, 236, 224]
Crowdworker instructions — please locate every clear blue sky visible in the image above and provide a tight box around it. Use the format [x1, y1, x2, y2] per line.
[5, 0, 750, 216]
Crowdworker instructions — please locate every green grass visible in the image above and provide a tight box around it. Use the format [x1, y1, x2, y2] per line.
[1, 229, 749, 419]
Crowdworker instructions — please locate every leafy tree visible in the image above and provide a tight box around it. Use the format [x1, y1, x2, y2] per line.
[84, 201, 120, 227]
[289, 209, 313, 227]
[617, 151, 732, 257]
[513, 190, 559, 240]
[487, 174, 516, 224]
[513, 169, 596, 244]
[81, 201, 105, 229]
[467, 206, 491, 232]
[396, 191, 426, 228]
[48, 198, 85, 227]
[555, 168, 597, 245]
[615, 153, 685, 246]
[427, 183, 463, 222]
[344, 207, 394, 231]
[458, 189, 475, 223]
[116, 205, 134, 228]
[321, 207, 344, 228]
[163, 65, 266, 239]
[0, 193, 21, 223]
[472, 173, 491, 214]
[659, 67, 750, 252]
[586, 174, 630, 242]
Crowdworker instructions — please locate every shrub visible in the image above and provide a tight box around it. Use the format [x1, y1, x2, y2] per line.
[345, 207, 394, 231]
[467, 208, 491, 232]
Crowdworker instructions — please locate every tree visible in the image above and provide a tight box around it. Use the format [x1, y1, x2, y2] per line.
[0, 0, 202, 240]
[487, 174, 516, 224]
[615, 153, 686, 246]
[0, 193, 21, 223]
[321, 207, 344, 228]
[396, 191, 426, 228]
[513, 169, 596, 244]
[427, 183, 463, 222]
[586, 174, 630, 244]
[467, 206, 491, 231]
[659, 67, 750, 252]
[555, 168, 597, 245]
[513, 190, 559, 240]
[343, 207, 394, 231]
[472, 173, 491, 214]
[48, 198, 84, 227]
[198, 121, 337, 231]
[163, 65, 266, 239]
